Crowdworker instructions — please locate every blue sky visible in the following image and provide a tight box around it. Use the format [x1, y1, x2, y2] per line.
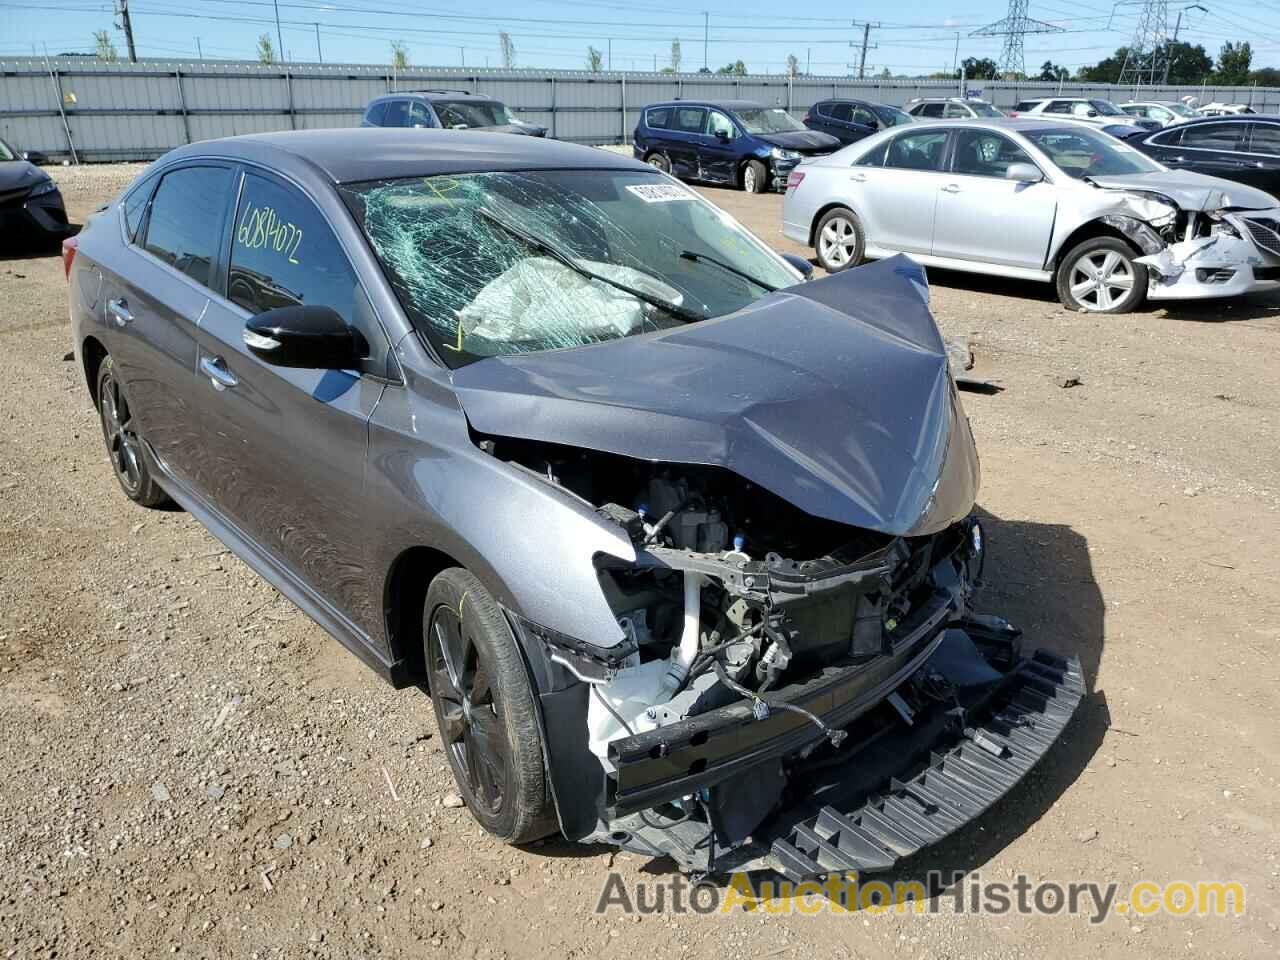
[1, 0, 1278, 74]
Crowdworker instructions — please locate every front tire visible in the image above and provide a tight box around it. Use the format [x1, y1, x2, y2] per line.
[424, 568, 555, 844]
[96, 354, 171, 508]
[742, 159, 768, 194]
[814, 207, 865, 272]
[1056, 237, 1147, 313]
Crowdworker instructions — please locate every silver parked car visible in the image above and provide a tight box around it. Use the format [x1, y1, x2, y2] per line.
[783, 119, 1280, 312]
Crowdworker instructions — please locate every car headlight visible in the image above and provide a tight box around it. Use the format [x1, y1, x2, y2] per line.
[28, 178, 58, 198]
[770, 147, 801, 161]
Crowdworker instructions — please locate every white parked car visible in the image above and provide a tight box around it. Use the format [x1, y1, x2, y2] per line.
[1120, 101, 1196, 127]
[1011, 97, 1161, 133]
[1195, 102, 1257, 117]
[906, 97, 1005, 120]
[782, 119, 1280, 313]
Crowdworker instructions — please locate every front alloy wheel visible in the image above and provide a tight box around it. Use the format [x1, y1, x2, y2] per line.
[1057, 237, 1147, 313]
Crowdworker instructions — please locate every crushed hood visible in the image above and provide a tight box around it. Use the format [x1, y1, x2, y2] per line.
[754, 130, 841, 153]
[451, 256, 980, 537]
[1088, 169, 1276, 211]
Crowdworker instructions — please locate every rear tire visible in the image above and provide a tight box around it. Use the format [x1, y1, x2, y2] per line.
[743, 159, 768, 194]
[1055, 237, 1147, 313]
[814, 207, 865, 273]
[95, 355, 171, 508]
[424, 568, 555, 844]
[645, 153, 671, 173]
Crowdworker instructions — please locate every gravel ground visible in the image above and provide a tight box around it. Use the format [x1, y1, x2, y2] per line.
[0, 162, 1277, 959]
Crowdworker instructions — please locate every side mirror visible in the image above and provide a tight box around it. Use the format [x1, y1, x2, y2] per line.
[781, 252, 815, 279]
[21, 149, 48, 165]
[1086, 109, 1098, 118]
[714, 129, 730, 142]
[243, 305, 368, 370]
[1005, 162, 1043, 184]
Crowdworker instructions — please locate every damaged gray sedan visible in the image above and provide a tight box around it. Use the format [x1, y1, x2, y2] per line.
[785, 119, 1280, 313]
[69, 129, 1081, 881]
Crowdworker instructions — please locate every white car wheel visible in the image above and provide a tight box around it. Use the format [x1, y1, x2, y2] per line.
[1057, 237, 1147, 314]
[815, 209, 864, 272]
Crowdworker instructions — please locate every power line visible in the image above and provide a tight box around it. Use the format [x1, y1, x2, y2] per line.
[972, 1, 1066, 78]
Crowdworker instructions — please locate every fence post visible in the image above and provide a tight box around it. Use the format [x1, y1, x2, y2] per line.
[550, 76, 557, 140]
[175, 68, 192, 144]
[620, 75, 626, 144]
[285, 68, 297, 130]
[45, 60, 78, 164]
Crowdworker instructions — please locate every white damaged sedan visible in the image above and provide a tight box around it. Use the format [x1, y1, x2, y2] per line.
[782, 118, 1280, 312]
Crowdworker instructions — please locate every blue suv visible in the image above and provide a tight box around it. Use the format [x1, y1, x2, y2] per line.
[634, 99, 840, 193]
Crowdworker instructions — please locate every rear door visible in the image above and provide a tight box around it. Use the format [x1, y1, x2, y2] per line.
[1170, 121, 1251, 181]
[668, 105, 708, 180]
[1243, 122, 1280, 198]
[856, 128, 950, 255]
[97, 162, 235, 488]
[191, 169, 394, 631]
[932, 128, 1057, 270]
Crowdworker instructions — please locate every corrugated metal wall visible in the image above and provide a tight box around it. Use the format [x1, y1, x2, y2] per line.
[3, 57, 1278, 162]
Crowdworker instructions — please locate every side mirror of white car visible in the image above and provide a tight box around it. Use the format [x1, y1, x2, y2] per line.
[1005, 162, 1043, 184]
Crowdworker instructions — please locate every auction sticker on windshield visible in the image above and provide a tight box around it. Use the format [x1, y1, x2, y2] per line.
[626, 183, 692, 203]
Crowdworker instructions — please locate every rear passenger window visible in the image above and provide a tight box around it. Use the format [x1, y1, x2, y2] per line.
[943, 103, 969, 118]
[142, 165, 233, 288]
[885, 131, 948, 171]
[673, 107, 708, 134]
[1182, 122, 1245, 150]
[645, 107, 671, 129]
[855, 139, 889, 166]
[121, 174, 157, 242]
[1250, 123, 1280, 155]
[829, 103, 853, 122]
[918, 103, 945, 118]
[365, 101, 388, 125]
[383, 100, 410, 127]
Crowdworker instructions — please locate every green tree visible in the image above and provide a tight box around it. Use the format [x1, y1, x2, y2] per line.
[390, 41, 409, 70]
[1164, 42, 1212, 83]
[1076, 47, 1130, 83]
[1216, 41, 1252, 85]
[256, 33, 276, 65]
[1038, 60, 1069, 82]
[716, 60, 747, 75]
[93, 29, 118, 63]
[586, 46, 603, 72]
[1250, 66, 1280, 85]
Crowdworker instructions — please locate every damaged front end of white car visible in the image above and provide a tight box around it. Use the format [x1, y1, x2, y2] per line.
[1085, 173, 1280, 300]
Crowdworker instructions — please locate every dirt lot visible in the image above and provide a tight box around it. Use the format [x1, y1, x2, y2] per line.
[1, 163, 1277, 959]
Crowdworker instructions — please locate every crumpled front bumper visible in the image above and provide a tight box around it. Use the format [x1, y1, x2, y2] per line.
[1140, 222, 1280, 300]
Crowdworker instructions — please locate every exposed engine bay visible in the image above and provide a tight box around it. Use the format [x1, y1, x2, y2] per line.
[480, 435, 983, 768]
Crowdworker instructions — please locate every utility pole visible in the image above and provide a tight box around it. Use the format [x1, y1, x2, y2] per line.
[116, 0, 137, 63]
[460, 46, 465, 67]
[1162, 3, 1207, 84]
[272, 0, 285, 65]
[851, 21, 878, 79]
[608, 37, 612, 71]
[702, 12, 709, 71]
[314, 23, 322, 63]
[806, 47, 811, 74]
[195, 37, 202, 59]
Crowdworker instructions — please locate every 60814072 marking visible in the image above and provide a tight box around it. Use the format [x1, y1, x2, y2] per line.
[236, 203, 303, 264]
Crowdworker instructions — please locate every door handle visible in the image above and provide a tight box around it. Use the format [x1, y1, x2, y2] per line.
[106, 298, 134, 327]
[200, 355, 239, 392]
[940, 184, 961, 194]
[849, 172, 868, 182]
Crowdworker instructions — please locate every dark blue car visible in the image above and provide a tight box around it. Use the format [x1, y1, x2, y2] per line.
[633, 99, 840, 193]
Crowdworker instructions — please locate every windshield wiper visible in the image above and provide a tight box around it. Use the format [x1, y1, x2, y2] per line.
[679, 249, 779, 292]
[476, 207, 706, 323]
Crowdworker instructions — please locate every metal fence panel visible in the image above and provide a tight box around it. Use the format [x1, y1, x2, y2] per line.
[5, 56, 1280, 161]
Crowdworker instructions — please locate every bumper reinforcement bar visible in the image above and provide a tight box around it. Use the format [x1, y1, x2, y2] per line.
[768, 650, 1084, 880]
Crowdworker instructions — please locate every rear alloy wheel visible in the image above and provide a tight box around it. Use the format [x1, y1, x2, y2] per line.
[645, 153, 671, 173]
[424, 568, 555, 844]
[814, 207, 865, 273]
[742, 159, 768, 194]
[96, 355, 171, 508]
[1056, 237, 1147, 313]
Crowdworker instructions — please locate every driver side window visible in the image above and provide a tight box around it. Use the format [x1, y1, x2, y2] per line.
[706, 110, 737, 140]
[229, 173, 389, 376]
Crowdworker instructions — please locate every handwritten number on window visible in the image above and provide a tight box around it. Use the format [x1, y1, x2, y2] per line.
[237, 203, 303, 265]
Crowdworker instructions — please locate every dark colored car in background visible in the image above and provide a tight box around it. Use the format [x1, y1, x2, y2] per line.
[0, 137, 69, 249]
[802, 98, 913, 145]
[634, 99, 839, 192]
[1130, 115, 1280, 198]
[361, 89, 546, 136]
[64, 127, 1078, 880]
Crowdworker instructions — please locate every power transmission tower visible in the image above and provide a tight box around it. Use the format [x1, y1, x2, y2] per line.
[114, 0, 137, 63]
[846, 21, 878, 79]
[1116, 0, 1171, 86]
[971, 0, 1062, 79]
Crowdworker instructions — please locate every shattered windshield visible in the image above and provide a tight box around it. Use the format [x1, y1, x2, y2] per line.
[341, 170, 799, 367]
[736, 108, 806, 134]
[1023, 127, 1163, 179]
[433, 100, 516, 128]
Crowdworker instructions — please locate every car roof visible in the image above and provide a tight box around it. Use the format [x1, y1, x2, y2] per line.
[159, 128, 650, 185]
[648, 99, 767, 111]
[910, 97, 985, 103]
[377, 90, 493, 102]
[889, 117, 1113, 133]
